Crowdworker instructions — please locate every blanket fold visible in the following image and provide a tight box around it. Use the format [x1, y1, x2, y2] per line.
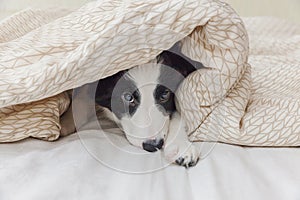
[0, 0, 299, 146]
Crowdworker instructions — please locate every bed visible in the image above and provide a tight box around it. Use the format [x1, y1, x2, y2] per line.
[1, 0, 300, 199]
[1, 129, 300, 200]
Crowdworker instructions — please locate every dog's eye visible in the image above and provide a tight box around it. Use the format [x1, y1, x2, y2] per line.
[123, 92, 134, 103]
[159, 89, 171, 103]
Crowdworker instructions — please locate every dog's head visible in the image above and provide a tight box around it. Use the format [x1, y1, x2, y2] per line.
[95, 48, 202, 152]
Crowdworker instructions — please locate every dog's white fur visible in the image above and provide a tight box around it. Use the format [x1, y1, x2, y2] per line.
[120, 64, 169, 148]
[164, 112, 200, 166]
[110, 63, 200, 167]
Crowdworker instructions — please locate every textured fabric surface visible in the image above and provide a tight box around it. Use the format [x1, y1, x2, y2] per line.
[0, 92, 70, 142]
[0, 0, 247, 108]
[184, 17, 300, 146]
[0, 0, 299, 146]
[0, 0, 248, 142]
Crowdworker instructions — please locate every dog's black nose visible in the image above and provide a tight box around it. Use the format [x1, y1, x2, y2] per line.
[142, 138, 164, 152]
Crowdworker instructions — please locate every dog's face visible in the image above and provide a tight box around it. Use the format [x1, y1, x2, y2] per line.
[95, 49, 201, 152]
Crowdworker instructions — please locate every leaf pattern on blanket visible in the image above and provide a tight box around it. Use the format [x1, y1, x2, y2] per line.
[0, 93, 70, 142]
[0, 0, 299, 146]
[180, 17, 300, 146]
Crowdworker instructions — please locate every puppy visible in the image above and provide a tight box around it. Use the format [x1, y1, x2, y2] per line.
[94, 47, 203, 167]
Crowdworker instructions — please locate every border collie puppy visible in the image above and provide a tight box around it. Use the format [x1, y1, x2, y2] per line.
[95, 46, 203, 167]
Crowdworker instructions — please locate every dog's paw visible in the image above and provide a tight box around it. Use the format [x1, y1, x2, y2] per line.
[175, 144, 200, 168]
[164, 143, 200, 168]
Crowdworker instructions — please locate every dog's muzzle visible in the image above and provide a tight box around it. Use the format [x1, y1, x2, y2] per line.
[142, 138, 164, 152]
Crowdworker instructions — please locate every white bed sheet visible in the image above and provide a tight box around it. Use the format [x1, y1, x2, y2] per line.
[1, 129, 300, 200]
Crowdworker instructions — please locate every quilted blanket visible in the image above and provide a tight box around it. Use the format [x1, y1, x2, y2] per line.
[0, 0, 299, 146]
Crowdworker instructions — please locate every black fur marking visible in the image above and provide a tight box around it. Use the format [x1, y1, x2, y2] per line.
[95, 71, 141, 119]
[158, 41, 205, 76]
[154, 85, 176, 115]
[155, 43, 204, 115]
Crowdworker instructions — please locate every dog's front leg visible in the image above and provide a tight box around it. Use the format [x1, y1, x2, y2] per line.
[164, 112, 200, 168]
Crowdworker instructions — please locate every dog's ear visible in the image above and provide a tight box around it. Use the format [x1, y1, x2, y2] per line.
[157, 42, 204, 77]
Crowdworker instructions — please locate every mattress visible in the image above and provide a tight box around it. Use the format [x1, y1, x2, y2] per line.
[1, 120, 300, 200]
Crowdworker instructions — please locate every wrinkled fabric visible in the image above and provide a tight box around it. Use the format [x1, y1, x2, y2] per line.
[0, 0, 299, 147]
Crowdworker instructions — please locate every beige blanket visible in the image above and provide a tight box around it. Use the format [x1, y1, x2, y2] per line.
[0, 0, 299, 146]
[184, 17, 300, 146]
